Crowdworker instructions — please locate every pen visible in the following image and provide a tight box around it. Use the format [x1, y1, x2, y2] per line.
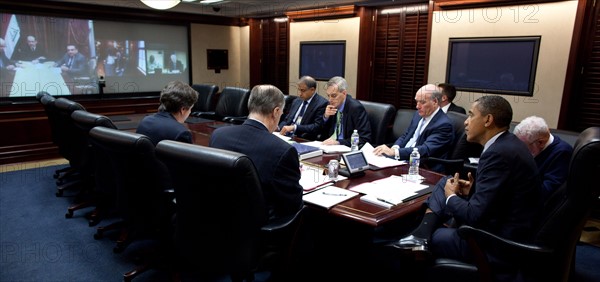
[322, 191, 347, 196]
[377, 197, 396, 206]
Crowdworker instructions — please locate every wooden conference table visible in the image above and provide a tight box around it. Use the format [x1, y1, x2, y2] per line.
[116, 114, 445, 227]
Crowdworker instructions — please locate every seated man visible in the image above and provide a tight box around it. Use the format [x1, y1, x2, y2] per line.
[373, 84, 453, 173]
[17, 35, 47, 63]
[438, 83, 466, 114]
[513, 116, 573, 200]
[279, 75, 328, 140]
[389, 96, 542, 278]
[210, 84, 303, 223]
[136, 80, 198, 145]
[320, 76, 372, 147]
[54, 44, 87, 77]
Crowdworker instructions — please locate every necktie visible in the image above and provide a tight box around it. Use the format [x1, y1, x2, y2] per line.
[67, 57, 73, 68]
[414, 118, 424, 141]
[330, 111, 342, 140]
[295, 101, 308, 125]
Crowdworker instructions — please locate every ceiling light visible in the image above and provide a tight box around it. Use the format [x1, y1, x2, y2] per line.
[140, 0, 181, 10]
[381, 8, 403, 15]
[199, 0, 224, 4]
[273, 17, 288, 23]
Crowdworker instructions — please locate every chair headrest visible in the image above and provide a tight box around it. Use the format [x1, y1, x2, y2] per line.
[71, 110, 117, 130]
[89, 126, 154, 153]
[54, 97, 86, 112]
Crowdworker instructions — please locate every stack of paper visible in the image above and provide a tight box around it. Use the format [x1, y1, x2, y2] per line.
[360, 143, 406, 169]
[351, 175, 429, 208]
[300, 141, 352, 153]
[303, 185, 358, 209]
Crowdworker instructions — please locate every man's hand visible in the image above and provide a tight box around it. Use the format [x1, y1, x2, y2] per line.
[373, 144, 394, 157]
[324, 105, 337, 119]
[322, 138, 339, 145]
[279, 125, 294, 136]
[444, 172, 474, 198]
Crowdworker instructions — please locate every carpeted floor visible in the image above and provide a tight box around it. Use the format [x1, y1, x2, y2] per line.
[1, 162, 599, 281]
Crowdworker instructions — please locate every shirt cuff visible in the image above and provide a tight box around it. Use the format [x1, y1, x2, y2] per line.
[391, 145, 400, 160]
[445, 193, 458, 205]
[293, 124, 297, 132]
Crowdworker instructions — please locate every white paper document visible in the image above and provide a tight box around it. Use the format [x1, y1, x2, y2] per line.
[272, 132, 292, 141]
[350, 175, 429, 206]
[303, 185, 358, 209]
[301, 141, 352, 153]
[360, 142, 406, 168]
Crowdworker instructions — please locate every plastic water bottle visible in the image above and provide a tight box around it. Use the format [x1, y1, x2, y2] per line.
[351, 129, 359, 151]
[408, 147, 420, 178]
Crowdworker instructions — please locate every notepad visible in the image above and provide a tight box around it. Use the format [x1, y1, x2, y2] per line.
[301, 141, 352, 153]
[299, 162, 347, 193]
[303, 186, 358, 209]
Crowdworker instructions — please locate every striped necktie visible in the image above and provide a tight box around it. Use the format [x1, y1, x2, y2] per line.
[295, 101, 308, 125]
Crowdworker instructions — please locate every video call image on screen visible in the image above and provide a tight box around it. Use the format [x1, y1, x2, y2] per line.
[0, 13, 189, 98]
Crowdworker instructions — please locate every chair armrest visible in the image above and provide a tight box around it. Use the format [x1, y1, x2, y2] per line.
[223, 116, 248, 125]
[192, 111, 216, 118]
[457, 225, 553, 257]
[261, 206, 306, 233]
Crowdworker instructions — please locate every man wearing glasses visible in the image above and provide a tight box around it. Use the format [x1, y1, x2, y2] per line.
[54, 44, 87, 77]
[279, 75, 328, 140]
[321, 76, 371, 147]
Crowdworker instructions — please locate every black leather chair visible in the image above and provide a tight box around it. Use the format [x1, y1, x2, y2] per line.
[190, 83, 219, 113]
[426, 127, 600, 282]
[37, 92, 73, 180]
[88, 127, 173, 255]
[155, 140, 306, 281]
[388, 109, 416, 145]
[53, 97, 92, 196]
[65, 110, 118, 224]
[359, 100, 396, 146]
[283, 94, 298, 118]
[193, 86, 250, 124]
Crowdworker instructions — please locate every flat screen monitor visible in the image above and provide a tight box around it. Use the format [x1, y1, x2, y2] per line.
[299, 41, 345, 81]
[341, 150, 370, 175]
[0, 12, 189, 100]
[445, 36, 541, 96]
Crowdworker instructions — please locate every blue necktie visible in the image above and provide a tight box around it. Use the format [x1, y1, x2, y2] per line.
[295, 101, 308, 125]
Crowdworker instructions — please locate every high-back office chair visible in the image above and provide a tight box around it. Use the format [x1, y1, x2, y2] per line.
[53, 97, 91, 196]
[388, 109, 416, 145]
[426, 127, 600, 282]
[359, 100, 396, 146]
[190, 83, 219, 113]
[37, 92, 73, 180]
[193, 86, 250, 124]
[155, 141, 305, 281]
[283, 94, 298, 118]
[88, 127, 172, 254]
[65, 110, 118, 224]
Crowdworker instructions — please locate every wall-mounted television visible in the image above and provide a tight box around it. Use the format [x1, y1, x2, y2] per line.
[445, 36, 541, 96]
[299, 41, 345, 81]
[0, 12, 189, 101]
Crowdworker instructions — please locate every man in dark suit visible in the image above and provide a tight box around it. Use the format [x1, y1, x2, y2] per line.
[279, 75, 328, 140]
[438, 83, 466, 114]
[17, 35, 46, 63]
[54, 44, 87, 77]
[390, 96, 542, 271]
[210, 84, 303, 223]
[373, 84, 453, 173]
[513, 116, 573, 201]
[321, 76, 372, 147]
[136, 80, 198, 146]
[167, 53, 184, 73]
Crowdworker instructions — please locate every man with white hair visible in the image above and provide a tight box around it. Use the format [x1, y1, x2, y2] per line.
[513, 116, 573, 200]
[373, 83, 453, 173]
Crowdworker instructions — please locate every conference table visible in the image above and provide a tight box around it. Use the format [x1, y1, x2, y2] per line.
[115, 114, 444, 227]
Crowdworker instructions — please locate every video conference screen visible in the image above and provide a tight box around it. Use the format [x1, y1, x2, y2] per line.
[0, 13, 189, 98]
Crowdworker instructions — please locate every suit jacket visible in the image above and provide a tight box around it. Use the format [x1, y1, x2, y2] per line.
[168, 59, 184, 73]
[448, 102, 466, 114]
[54, 52, 87, 76]
[393, 110, 453, 172]
[445, 131, 542, 241]
[17, 46, 46, 62]
[135, 111, 192, 146]
[209, 119, 303, 222]
[536, 134, 573, 200]
[320, 95, 372, 147]
[278, 93, 328, 140]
